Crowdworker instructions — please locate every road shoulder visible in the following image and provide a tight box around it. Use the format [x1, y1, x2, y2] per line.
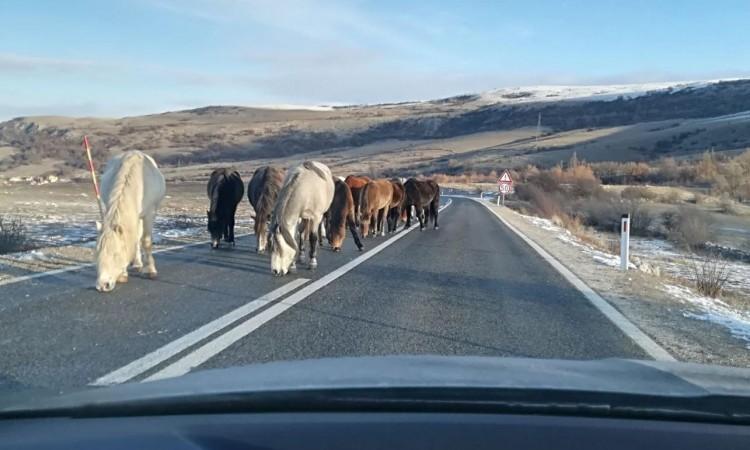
[481, 199, 750, 368]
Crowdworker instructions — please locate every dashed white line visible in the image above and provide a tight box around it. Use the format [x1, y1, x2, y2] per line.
[91, 277, 310, 386]
[145, 199, 453, 381]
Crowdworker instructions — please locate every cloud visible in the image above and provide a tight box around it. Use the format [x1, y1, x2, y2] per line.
[0, 53, 99, 73]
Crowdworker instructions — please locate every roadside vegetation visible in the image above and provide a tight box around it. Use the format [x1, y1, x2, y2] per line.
[0, 216, 32, 254]
[434, 150, 750, 299]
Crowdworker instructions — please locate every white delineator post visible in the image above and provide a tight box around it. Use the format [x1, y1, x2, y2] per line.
[620, 213, 630, 271]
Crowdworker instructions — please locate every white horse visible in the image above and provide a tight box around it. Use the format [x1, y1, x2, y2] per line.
[95, 151, 166, 292]
[269, 161, 334, 276]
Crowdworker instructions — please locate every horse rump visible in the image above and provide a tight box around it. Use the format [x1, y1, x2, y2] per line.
[248, 165, 285, 253]
[207, 168, 244, 249]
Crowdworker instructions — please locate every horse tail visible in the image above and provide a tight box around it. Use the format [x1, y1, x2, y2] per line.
[208, 170, 226, 218]
[430, 182, 441, 223]
[271, 170, 302, 248]
[259, 167, 282, 222]
[303, 161, 328, 180]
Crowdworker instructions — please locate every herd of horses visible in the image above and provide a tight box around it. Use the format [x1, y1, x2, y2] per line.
[93, 150, 440, 292]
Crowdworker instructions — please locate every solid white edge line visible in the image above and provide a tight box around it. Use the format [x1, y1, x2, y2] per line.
[0, 233, 252, 288]
[145, 199, 454, 381]
[468, 196, 675, 362]
[91, 277, 310, 386]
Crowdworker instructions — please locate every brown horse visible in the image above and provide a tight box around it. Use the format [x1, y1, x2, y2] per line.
[248, 165, 285, 253]
[404, 178, 440, 231]
[359, 179, 394, 237]
[387, 178, 406, 233]
[344, 175, 371, 225]
[324, 179, 364, 252]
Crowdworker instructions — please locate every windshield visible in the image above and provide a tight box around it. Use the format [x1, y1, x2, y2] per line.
[1, 0, 749, 409]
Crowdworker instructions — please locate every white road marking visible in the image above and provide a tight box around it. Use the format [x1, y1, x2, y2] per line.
[0, 234, 251, 288]
[91, 277, 310, 386]
[470, 197, 675, 361]
[145, 200, 453, 381]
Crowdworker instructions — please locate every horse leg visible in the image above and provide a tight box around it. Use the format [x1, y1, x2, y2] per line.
[378, 207, 387, 236]
[297, 219, 308, 264]
[418, 204, 426, 231]
[308, 221, 319, 270]
[404, 203, 411, 229]
[432, 199, 440, 230]
[256, 215, 266, 253]
[228, 211, 236, 246]
[141, 213, 158, 279]
[347, 213, 364, 251]
[131, 218, 144, 272]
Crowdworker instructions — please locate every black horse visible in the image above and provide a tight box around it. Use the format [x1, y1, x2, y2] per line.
[403, 178, 440, 231]
[207, 168, 244, 248]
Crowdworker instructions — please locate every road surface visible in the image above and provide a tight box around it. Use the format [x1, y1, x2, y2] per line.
[0, 197, 647, 399]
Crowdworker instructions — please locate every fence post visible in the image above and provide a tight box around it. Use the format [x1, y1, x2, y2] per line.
[620, 213, 630, 271]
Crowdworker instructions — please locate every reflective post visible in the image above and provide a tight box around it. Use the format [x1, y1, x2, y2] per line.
[620, 213, 630, 271]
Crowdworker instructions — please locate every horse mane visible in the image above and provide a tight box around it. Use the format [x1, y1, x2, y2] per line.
[104, 152, 143, 227]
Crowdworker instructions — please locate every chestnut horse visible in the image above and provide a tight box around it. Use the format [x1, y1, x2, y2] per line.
[344, 175, 371, 225]
[403, 178, 440, 231]
[359, 179, 394, 237]
[325, 179, 364, 252]
[387, 178, 406, 233]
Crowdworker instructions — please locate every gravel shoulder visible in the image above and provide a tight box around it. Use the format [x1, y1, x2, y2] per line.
[485, 199, 750, 368]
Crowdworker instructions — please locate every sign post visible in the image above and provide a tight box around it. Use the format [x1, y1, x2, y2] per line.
[620, 213, 630, 271]
[83, 136, 104, 220]
[497, 170, 514, 207]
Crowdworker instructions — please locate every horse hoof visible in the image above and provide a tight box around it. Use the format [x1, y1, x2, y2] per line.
[357, 246, 364, 252]
[309, 259, 318, 270]
[434, 226, 439, 230]
[117, 274, 129, 283]
[131, 265, 143, 273]
[146, 272, 158, 280]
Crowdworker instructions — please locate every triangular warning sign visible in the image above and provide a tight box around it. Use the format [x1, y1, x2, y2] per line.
[498, 170, 513, 184]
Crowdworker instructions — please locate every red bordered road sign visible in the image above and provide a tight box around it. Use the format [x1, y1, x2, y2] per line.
[498, 170, 514, 194]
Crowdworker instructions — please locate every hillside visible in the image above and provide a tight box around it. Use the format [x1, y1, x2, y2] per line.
[2, 79, 750, 180]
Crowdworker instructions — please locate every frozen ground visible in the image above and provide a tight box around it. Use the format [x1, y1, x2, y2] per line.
[0, 181, 255, 280]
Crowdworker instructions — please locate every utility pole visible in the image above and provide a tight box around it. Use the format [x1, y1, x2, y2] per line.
[535, 112, 542, 150]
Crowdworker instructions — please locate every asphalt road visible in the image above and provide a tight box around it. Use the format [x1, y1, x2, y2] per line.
[0, 197, 646, 399]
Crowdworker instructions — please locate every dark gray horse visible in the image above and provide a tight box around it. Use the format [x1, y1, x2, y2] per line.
[403, 178, 440, 231]
[207, 168, 244, 249]
[248, 165, 285, 253]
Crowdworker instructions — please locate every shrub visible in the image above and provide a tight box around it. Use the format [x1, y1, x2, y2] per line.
[523, 185, 561, 218]
[0, 216, 31, 254]
[577, 198, 621, 232]
[719, 196, 740, 215]
[621, 186, 657, 201]
[626, 201, 656, 236]
[659, 190, 683, 204]
[690, 252, 730, 298]
[666, 207, 713, 250]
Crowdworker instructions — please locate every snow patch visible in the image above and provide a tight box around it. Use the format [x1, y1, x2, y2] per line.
[665, 284, 750, 347]
[475, 79, 733, 106]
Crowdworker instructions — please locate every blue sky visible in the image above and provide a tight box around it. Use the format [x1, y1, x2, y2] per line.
[1, 0, 749, 119]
